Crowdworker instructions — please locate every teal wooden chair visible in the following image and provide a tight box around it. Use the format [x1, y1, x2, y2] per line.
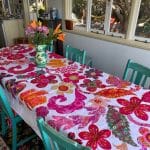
[65, 45, 86, 64]
[37, 117, 90, 150]
[123, 59, 150, 88]
[85, 55, 93, 67]
[0, 86, 36, 150]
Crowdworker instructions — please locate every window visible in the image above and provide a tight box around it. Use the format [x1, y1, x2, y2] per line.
[110, 0, 131, 34]
[65, 0, 150, 44]
[91, 0, 106, 31]
[135, 0, 150, 39]
[72, 0, 87, 29]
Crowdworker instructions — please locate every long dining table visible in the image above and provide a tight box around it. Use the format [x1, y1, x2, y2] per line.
[0, 44, 150, 150]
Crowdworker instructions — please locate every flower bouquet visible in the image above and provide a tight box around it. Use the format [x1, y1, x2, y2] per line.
[25, 20, 65, 45]
[25, 20, 65, 68]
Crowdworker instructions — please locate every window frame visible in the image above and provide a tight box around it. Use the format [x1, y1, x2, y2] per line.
[64, 0, 150, 49]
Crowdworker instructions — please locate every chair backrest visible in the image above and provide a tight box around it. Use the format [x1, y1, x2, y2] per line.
[65, 45, 86, 64]
[123, 59, 150, 88]
[0, 86, 14, 118]
[37, 117, 90, 150]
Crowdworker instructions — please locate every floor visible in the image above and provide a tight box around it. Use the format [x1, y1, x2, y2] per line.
[0, 121, 44, 150]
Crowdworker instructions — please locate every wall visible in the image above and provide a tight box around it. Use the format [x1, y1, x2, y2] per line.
[65, 32, 150, 78]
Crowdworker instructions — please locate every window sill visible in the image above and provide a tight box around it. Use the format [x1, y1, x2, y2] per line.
[64, 29, 150, 51]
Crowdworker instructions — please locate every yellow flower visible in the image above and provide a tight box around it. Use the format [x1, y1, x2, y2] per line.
[38, 21, 42, 26]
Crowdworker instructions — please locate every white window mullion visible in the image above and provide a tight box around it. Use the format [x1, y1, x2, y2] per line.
[104, 0, 113, 34]
[64, 0, 72, 19]
[126, 0, 141, 39]
[86, 0, 92, 32]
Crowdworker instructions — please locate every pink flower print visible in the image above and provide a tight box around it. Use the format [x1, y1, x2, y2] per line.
[79, 124, 111, 150]
[0, 48, 11, 57]
[63, 73, 85, 83]
[31, 74, 57, 88]
[36, 106, 49, 118]
[138, 127, 150, 148]
[80, 79, 106, 92]
[85, 69, 103, 79]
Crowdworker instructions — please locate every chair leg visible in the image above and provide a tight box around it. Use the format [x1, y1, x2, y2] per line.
[12, 121, 17, 150]
[1, 112, 7, 136]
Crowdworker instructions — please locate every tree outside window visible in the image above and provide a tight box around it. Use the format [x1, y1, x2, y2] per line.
[72, 0, 87, 27]
[110, 0, 131, 34]
[91, 0, 106, 31]
[135, 0, 150, 38]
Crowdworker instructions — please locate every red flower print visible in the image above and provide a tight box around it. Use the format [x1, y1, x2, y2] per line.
[79, 124, 111, 150]
[138, 127, 150, 147]
[142, 91, 150, 103]
[31, 74, 57, 88]
[80, 79, 106, 92]
[117, 97, 150, 120]
[63, 73, 85, 83]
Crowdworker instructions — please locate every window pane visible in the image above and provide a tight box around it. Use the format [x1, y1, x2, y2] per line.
[72, 0, 87, 28]
[135, 0, 150, 38]
[91, 0, 106, 31]
[110, 0, 131, 34]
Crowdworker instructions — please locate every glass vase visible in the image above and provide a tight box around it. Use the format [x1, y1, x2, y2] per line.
[35, 45, 47, 68]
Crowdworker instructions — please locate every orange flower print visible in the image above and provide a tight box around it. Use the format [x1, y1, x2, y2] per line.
[20, 89, 48, 109]
[48, 59, 66, 68]
[51, 82, 74, 95]
[96, 88, 134, 98]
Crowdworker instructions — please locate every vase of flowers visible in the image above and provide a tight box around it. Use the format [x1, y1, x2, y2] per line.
[25, 20, 65, 68]
[35, 44, 47, 68]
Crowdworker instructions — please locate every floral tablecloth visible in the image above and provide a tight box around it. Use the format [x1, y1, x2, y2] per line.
[0, 44, 150, 150]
